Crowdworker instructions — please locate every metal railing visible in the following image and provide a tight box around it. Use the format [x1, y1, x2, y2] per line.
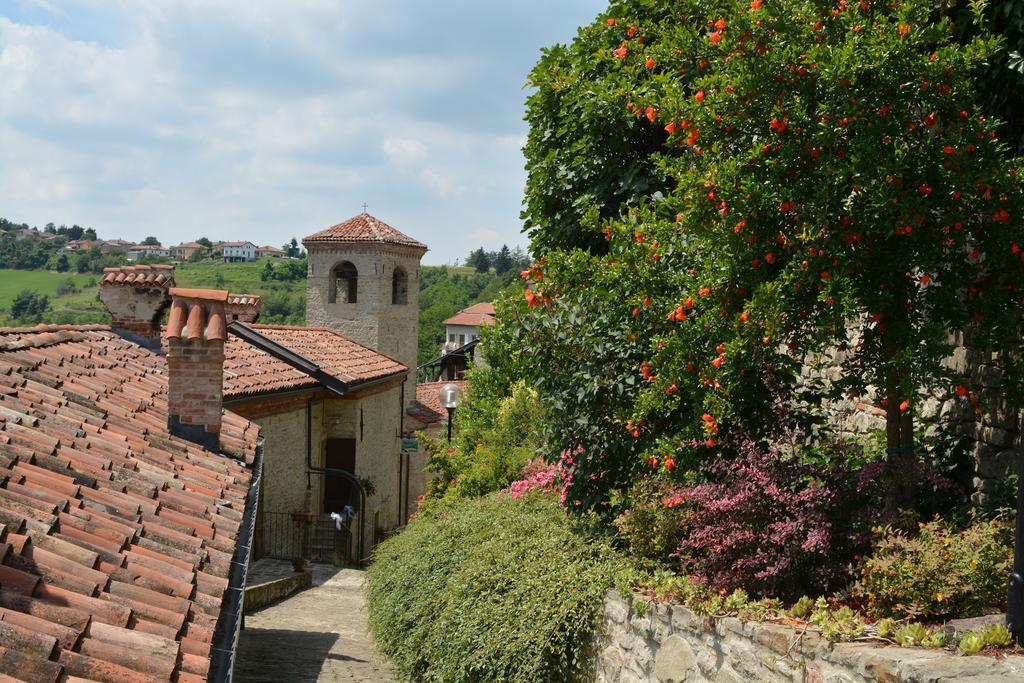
[254, 511, 354, 566]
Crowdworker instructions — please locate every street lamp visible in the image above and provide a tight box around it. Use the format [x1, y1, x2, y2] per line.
[439, 383, 463, 444]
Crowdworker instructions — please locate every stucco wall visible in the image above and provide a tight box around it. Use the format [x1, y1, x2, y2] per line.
[594, 591, 1024, 683]
[306, 243, 422, 402]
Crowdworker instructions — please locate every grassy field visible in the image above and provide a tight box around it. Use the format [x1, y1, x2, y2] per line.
[0, 270, 100, 308]
[0, 262, 507, 345]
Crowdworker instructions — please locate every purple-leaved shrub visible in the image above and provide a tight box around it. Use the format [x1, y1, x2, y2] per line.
[671, 438, 875, 600]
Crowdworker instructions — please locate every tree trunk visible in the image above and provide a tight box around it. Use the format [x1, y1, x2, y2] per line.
[884, 380, 916, 514]
[883, 279, 916, 515]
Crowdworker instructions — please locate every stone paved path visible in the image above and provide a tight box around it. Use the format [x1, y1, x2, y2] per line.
[235, 564, 395, 682]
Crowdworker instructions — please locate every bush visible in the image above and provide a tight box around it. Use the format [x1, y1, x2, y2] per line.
[420, 378, 546, 507]
[10, 290, 49, 323]
[366, 494, 626, 682]
[671, 438, 877, 600]
[55, 277, 79, 296]
[850, 516, 1012, 619]
[613, 478, 686, 566]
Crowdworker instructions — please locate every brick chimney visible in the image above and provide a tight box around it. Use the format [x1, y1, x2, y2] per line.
[98, 265, 175, 348]
[163, 288, 229, 451]
[225, 294, 261, 323]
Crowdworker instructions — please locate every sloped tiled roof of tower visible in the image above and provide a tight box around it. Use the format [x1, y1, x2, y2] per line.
[0, 324, 259, 682]
[303, 213, 428, 251]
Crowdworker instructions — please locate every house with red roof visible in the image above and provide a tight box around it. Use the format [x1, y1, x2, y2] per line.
[0, 212, 441, 681]
[443, 301, 495, 353]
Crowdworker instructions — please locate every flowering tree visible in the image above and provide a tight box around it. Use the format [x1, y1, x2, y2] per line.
[513, 0, 1023, 510]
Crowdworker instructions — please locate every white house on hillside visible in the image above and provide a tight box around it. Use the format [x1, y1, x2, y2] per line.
[443, 302, 495, 352]
[223, 241, 257, 262]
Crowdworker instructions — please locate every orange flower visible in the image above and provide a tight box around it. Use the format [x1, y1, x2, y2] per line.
[665, 121, 678, 135]
[898, 24, 910, 37]
[695, 90, 705, 103]
[645, 57, 656, 69]
[750, 0, 762, 9]
[709, 30, 723, 45]
[606, 18, 616, 26]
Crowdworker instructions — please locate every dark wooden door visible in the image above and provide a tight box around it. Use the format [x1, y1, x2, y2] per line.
[323, 438, 357, 514]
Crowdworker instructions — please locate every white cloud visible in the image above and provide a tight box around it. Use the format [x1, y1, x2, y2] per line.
[0, 1, 606, 261]
[381, 138, 428, 166]
[468, 227, 500, 248]
[420, 167, 461, 199]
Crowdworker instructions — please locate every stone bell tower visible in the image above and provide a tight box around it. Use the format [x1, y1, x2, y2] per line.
[303, 212, 427, 399]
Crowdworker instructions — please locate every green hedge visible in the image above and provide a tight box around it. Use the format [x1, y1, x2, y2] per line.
[366, 494, 626, 682]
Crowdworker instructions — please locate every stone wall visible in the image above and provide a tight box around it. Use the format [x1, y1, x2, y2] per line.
[241, 403, 314, 516]
[800, 329, 1021, 508]
[231, 381, 405, 560]
[320, 383, 405, 552]
[594, 591, 1024, 683]
[305, 243, 422, 403]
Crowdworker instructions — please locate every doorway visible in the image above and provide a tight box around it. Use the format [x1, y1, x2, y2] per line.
[323, 438, 357, 514]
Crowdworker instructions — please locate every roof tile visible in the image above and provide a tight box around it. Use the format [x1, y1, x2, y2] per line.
[222, 324, 406, 398]
[0, 643, 63, 683]
[0, 325, 259, 681]
[303, 212, 427, 250]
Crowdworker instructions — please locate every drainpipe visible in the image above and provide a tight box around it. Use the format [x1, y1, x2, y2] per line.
[305, 397, 367, 565]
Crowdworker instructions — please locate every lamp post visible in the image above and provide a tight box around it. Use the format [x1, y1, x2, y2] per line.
[439, 383, 463, 444]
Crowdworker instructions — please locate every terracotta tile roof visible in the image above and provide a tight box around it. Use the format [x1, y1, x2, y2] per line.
[0, 324, 259, 682]
[222, 325, 407, 399]
[303, 213, 428, 251]
[406, 381, 464, 428]
[165, 290, 228, 343]
[100, 266, 175, 290]
[443, 302, 495, 327]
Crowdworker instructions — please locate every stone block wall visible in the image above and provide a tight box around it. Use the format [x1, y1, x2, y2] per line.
[305, 243, 422, 403]
[594, 591, 1024, 683]
[798, 329, 1020, 507]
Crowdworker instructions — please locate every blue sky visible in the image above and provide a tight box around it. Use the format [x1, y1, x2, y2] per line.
[0, 0, 604, 264]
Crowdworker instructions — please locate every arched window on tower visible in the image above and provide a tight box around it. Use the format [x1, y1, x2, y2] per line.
[392, 266, 408, 305]
[330, 262, 358, 304]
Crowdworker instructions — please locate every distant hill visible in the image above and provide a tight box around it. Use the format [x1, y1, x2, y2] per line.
[0, 260, 515, 364]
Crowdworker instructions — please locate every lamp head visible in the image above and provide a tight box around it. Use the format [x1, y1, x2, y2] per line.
[439, 383, 463, 409]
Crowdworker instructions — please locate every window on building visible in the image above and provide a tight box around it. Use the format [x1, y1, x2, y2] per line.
[392, 266, 408, 305]
[448, 333, 456, 343]
[329, 261, 358, 303]
[459, 334, 466, 345]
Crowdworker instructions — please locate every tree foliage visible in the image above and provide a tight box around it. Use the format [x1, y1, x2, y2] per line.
[508, 0, 1023, 510]
[10, 290, 50, 323]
